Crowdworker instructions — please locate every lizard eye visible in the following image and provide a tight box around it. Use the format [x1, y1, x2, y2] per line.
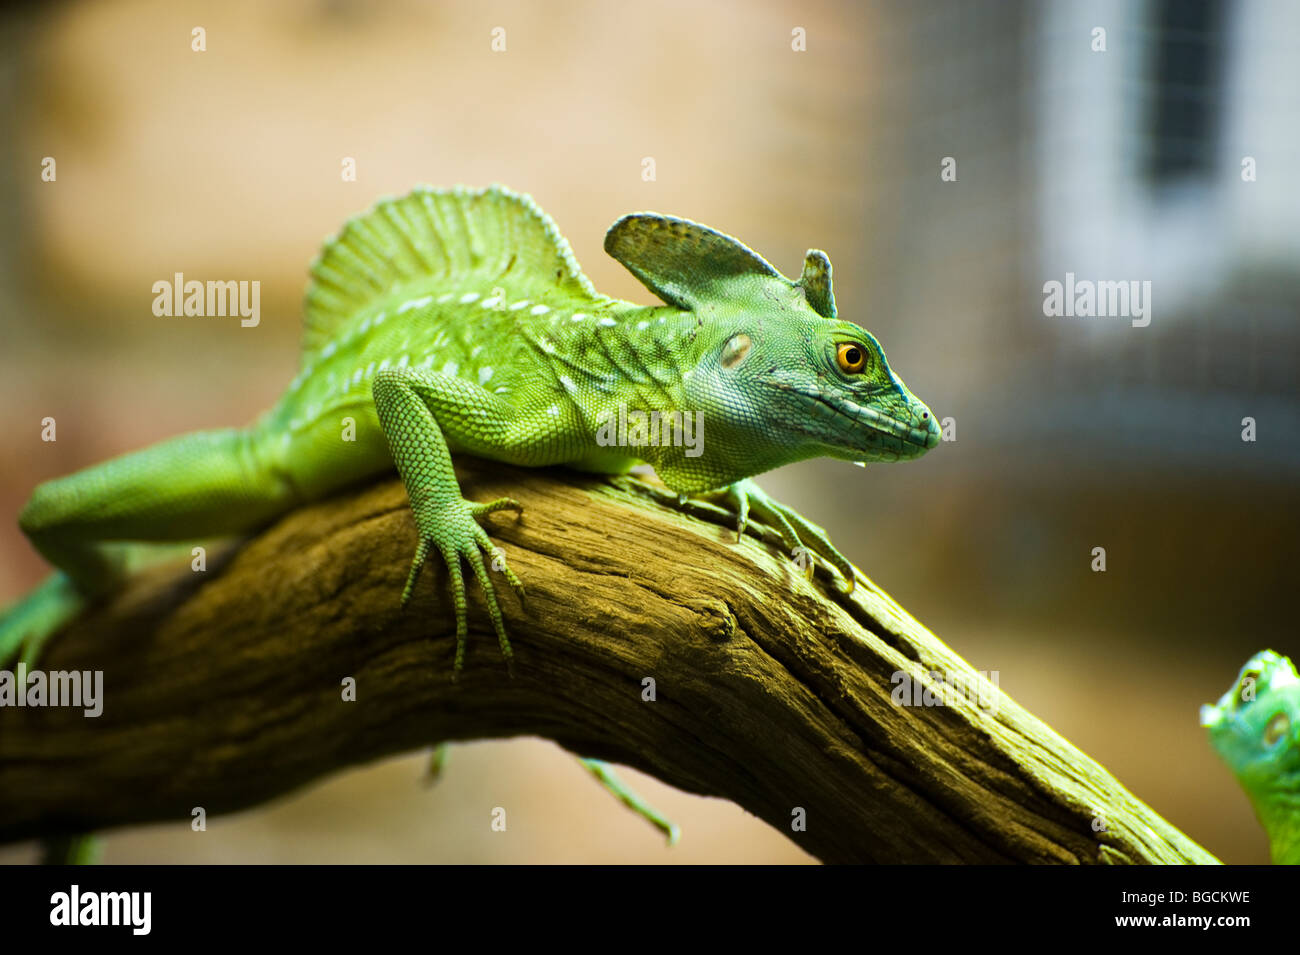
[1264, 712, 1289, 746]
[836, 342, 867, 374]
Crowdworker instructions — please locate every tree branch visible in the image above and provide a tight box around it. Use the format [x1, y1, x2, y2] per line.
[0, 459, 1218, 863]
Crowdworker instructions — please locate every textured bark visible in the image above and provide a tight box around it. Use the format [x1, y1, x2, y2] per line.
[0, 459, 1218, 863]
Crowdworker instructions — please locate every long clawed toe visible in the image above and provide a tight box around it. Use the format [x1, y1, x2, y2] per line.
[403, 503, 526, 678]
[727, 485, 856, 593]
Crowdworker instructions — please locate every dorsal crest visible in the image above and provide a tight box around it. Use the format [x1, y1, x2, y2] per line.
[302, 185, 598, 366]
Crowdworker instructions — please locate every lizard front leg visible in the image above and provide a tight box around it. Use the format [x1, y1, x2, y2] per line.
[371, 369, 529, 676]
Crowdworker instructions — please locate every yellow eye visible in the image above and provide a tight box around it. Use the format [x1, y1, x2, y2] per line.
[836, 343, 867, 374]
[1264, 712, 1290, 746]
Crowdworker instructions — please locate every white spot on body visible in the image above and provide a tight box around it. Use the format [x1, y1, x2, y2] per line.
[437, 293, 455, 304]
[478, 367, 493, 384]
[636, 321, 650, 331]
[397, 295, 433, 314]
[598, 317, 616, 327]
[459, 292, 480, 304]
[509, 300, 531, 311]
[571, 312, 587, 322]
[530, 304, 550, 315]
[441, 361, 459, 376]
[559, 374, 576, 394]
[546, 404, 560, 416]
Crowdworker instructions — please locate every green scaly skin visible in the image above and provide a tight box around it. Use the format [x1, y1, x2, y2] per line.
[0, 185, 940, 843]
[1202, 650, 1300, 864]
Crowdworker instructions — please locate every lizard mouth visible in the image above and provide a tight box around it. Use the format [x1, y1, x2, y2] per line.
[762, 373, 939, 457]
[800, 389, 938, 455]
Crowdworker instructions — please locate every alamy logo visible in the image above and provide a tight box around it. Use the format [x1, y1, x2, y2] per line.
[891, 669, 1001, 712]
[152, 273, 260, 327]
[0, 663, 102, 717]
[50, 885, 150, 935]
[595, 403, 703, 457]
[1042, 272, 1151, 327]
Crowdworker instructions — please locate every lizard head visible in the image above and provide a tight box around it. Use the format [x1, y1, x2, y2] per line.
[694, 297, 941, 466]
[1202, 650, 1300, 857]
[605, 214, 940, 482]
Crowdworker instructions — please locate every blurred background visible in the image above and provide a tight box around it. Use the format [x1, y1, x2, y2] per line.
[0, 0, 1296, 863]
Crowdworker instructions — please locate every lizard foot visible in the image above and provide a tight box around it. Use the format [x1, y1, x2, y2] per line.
[720, 479, 855, 593]
[0, 572, 87, 668]
[401, 496, 525, 678]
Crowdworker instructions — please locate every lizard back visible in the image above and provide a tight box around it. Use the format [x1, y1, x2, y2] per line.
[262, 185, 629, 495]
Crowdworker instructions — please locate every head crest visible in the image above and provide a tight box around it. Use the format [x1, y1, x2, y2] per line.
[797, 250, 836, 318]
[604, 214, 782, 310]
[604, 213, 838, 318]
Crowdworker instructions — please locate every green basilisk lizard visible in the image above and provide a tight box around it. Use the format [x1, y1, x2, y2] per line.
[1202, 649, 1300, 864]
[2, 183, 939, 670]
[1, 185, 940, 846]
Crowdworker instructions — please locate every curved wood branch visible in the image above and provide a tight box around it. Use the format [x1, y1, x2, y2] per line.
[0, 460, 1218, 863]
